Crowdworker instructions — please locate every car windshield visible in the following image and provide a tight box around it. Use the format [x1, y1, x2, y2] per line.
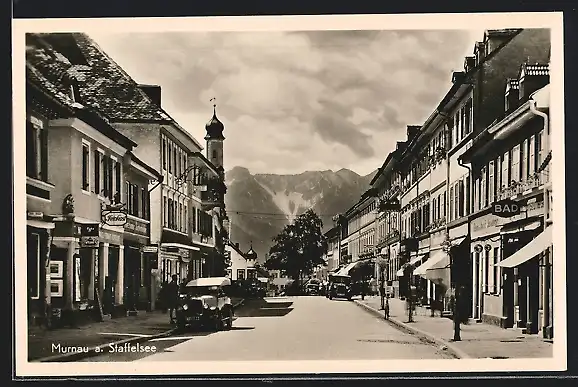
[331, 276, 350, 285]
[182, 285, 218, 297]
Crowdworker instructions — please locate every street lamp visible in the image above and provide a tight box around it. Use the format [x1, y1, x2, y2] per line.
[441, 232, 461, 342]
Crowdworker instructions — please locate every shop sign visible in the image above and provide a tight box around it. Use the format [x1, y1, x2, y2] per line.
[124, 217, 148, 237]
[100, 228, 123, 245]
[492, 199, 521, 218]
[27, 211, 44, 219]
[80, 223, 99, 248]
[472, 199, 544, 239]
[101, 203, 128, 227]
[142, 245, 158, 253]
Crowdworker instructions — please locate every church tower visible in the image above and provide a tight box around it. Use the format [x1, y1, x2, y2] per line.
[205, 99, 225, 173]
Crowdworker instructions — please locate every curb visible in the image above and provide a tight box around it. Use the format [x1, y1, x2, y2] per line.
[354, 300, 471, 359]
[37, 327, 178, 363]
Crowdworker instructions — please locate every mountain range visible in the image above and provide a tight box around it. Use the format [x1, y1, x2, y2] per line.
[224, 167, 377, 263]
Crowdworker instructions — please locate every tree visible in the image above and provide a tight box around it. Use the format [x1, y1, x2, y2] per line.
[265, 210, 327, 288]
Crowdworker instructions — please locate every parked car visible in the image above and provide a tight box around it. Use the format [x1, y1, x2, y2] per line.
[327, 274, 353, 300]
[175, 277, 234, 331]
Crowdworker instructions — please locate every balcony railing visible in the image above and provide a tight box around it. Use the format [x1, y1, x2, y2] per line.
[497, 173, 546, 200]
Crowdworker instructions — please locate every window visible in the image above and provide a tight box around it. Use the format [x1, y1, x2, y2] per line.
[464, 99, 472, 135]
[447, 123, 453, 150]
[192, 207, 196, 233]
[163, 196, 167, 227]
[493, 247, 500, 294]
[458, 179, 465, 218]
[442, 192, 446, 218]
[94, 150, 102, 195]
[480, 167, 487, 208]
[528, 136, 535, 177]
[82, 142, 90, 191]
[173, 147, 178, 177]
[26, 119, 48, 181]
[502, 151, 510, 190]
[162, 138, 167, 171]
[455, 112, 461, 145]
[168, 143, 172, 174]
[237, 269, 245, 280]
[179, 203, 183, 232]
[126, 181, 132, 214]
[449, 186, 454, 221]
[115, 162, 121, 202]
[465, 176, 471, 215]
[511, 145, 520, 183]
[495, 157, 501, 201]
[488, 161, 494, 204]
[141, 188, 147, 220]
[132, 184, 139, 217]
[520, 140, 527, 181]
[536, 130, 544, 172]
[184, 205, 188, 233]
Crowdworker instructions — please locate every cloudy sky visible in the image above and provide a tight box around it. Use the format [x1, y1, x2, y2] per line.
[89, 29, 484, 176]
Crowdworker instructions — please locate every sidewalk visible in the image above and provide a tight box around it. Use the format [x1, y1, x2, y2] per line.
[28, 310, 175, 362]
[29, 297, 245, 362]
[356, 296, 553, 359]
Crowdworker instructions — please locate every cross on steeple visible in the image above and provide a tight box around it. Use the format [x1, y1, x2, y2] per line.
[210, 97, 217, 113]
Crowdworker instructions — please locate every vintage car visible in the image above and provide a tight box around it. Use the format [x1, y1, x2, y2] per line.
[327, 274, 353, 300]
[305, 282, 320, 295]
[175, 277, 235, 331]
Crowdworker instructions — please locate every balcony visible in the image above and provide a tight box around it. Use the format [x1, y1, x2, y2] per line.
[498, 173, 546, 200]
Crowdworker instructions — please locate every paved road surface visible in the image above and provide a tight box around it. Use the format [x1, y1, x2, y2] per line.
[80, 296, 453, 362]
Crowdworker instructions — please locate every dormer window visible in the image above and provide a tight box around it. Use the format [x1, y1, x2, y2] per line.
[69, 83, 81, 103]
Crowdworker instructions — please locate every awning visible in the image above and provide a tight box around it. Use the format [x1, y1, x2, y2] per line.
[501, 219, 542, 235]
[496, 226, 552, 268]
[186, 276, 231, 287]
[161, 243, 200, 251]
[27, 219, 55, 229]
[414, 250, 449, 277]
[336, 262, 357, 276]
[396, 254, 426, 277]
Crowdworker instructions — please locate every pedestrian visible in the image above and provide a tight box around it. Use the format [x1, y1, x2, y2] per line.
[379, 280, 386, 310]
[166, 274, 179, 324]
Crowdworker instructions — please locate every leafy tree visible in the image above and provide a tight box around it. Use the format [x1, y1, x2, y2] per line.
[265, 209, 327, 288]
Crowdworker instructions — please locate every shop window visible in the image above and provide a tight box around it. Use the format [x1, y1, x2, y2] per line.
[27, 233, 40, 299]
[77, 249, 91, 301]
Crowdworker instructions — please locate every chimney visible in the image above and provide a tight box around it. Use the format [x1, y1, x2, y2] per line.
[407, 125, 421, 141]
[452, 71, 465, 84]
[396, 141, 406, 151]
[505, 78, 520, 112]
[474, 41, 486, 65]
[518, 63, 549, 101]
[464, 56, 476, 73]
[138, 84, 162, 107]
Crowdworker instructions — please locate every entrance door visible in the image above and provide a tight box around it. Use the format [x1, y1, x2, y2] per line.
[525, 259, 540, 334]
[124, 245, 141, 309]
[107, 246, 119, 306]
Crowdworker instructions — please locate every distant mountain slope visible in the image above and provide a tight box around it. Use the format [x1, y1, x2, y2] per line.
[225, 167, 377, 262]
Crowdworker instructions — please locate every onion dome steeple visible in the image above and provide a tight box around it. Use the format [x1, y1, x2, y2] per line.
[246, 241, 257, 260]
[205, 99, 225, 141]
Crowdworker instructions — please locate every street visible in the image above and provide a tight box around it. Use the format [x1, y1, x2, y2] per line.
[80, 296, 454, 362]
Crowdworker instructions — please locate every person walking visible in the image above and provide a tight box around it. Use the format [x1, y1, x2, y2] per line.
[379, 279, 386, 310]
[166, 275, 179, 324]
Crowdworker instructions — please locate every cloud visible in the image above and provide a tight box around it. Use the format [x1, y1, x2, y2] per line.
[88, 29, 480, 175]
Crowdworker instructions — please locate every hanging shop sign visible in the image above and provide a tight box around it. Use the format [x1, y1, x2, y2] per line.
[80, 223, 100, 248]
[101, 202, 128, 227]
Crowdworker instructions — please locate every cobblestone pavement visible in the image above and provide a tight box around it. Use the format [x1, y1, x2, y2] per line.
[358, 296, 553, 359]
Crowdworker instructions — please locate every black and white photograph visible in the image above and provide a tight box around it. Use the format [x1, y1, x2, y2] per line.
[13, 13, 566, 376]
